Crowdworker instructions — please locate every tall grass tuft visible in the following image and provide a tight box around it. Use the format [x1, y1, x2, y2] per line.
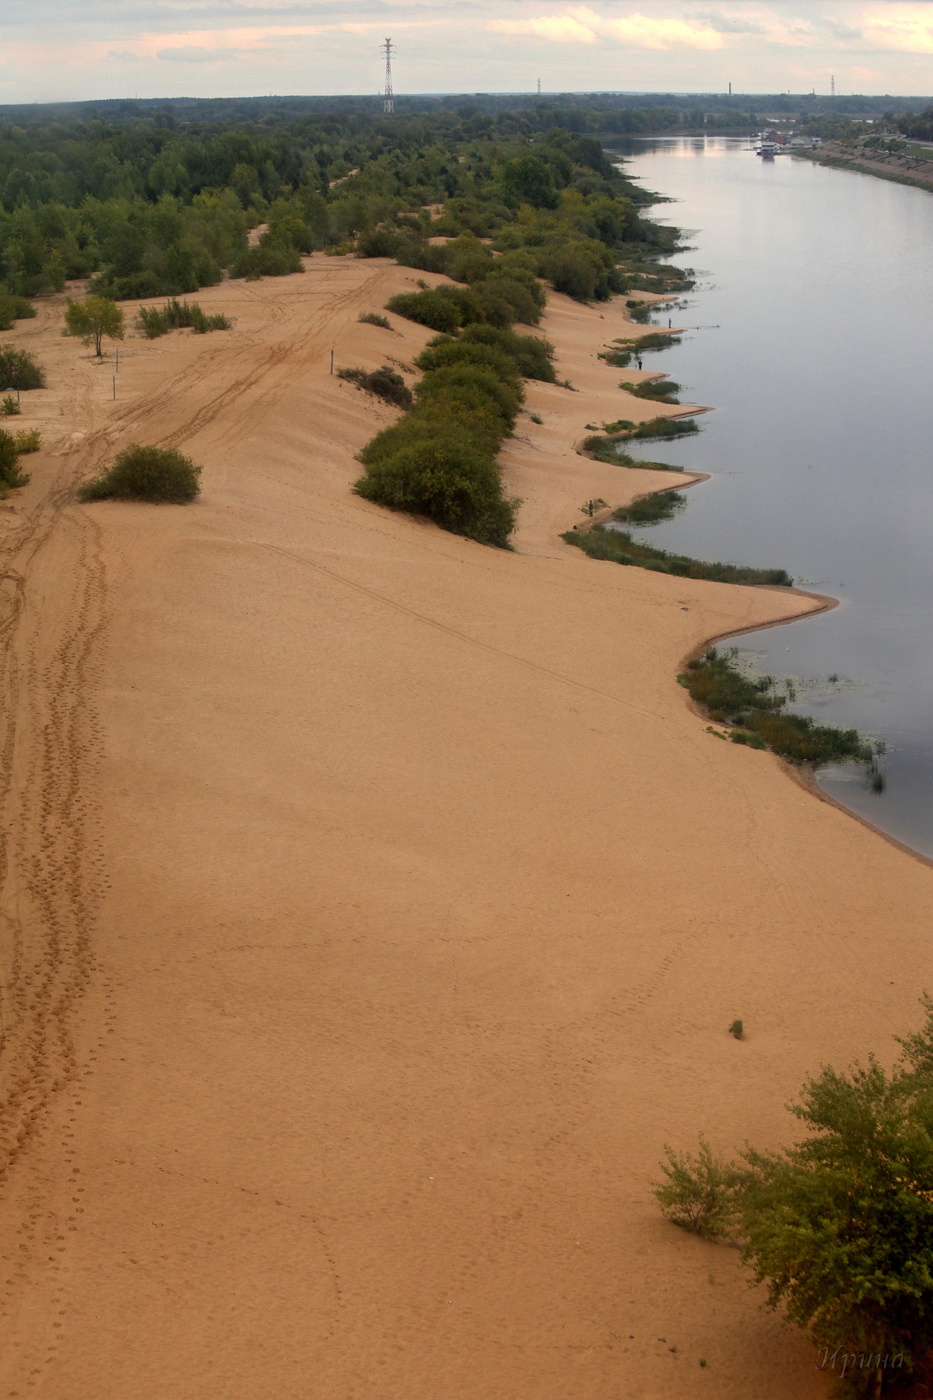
[136, 299, 231, 338]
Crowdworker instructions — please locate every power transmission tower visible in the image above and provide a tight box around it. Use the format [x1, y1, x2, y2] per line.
[537, 77, 542, 95]
[382, 38, 395, 115]
[830, 74, 835, 96]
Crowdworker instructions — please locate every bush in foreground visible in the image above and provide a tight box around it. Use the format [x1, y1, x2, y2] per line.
[78, 444, 201, 503]
[655, 999, 933, 1396]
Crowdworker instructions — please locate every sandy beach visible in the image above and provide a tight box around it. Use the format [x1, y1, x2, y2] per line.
[0, 256, 931, 1400]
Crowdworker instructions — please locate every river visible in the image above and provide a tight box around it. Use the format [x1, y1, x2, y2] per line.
[605, 135, 933, 860]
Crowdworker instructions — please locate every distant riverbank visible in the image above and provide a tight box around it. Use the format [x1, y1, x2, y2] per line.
[795, 142, 933, 195]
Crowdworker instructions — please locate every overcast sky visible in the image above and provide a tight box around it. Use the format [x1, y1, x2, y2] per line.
[1, 0, 931, 104]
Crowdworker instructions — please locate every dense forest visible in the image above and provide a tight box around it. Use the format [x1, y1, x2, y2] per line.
[0, 103, 684, 302]
[898, 105, 933, 140]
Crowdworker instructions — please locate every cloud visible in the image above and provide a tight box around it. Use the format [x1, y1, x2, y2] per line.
[156, 43, 242, 59]
[107, 49, 140, 60]
[490, 5, 726, 48]
[690, 11, 766, 34]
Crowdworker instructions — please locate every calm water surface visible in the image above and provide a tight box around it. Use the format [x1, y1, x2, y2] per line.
[608, 137, 933, 856]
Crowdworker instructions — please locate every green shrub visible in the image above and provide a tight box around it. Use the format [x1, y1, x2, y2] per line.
[136, 306, 170, 338]
[0, 395, 20, 416]
[414, 338, 523, 388]
[654, 1137, 739, 1238]
[0, 345, 46, 390]
[0, 428, 31, 490]
[137, 300, 231, 337]
[230, 244, 303, 280]
[415, 363, 523, 426]
[12, 429, 41, 454]
[356, 228, 404, 258]
[354, 436, 516, 547]
[385, 289, 462, 333]
[459, 324, 556, 382]
[337, 365, 413, 409]
[78, 444, 201, 503]
[0, 293, 36, 331]
[359, 312, 392, 329]
[664, 1001, 933, 1394]
[189, 306, 231, 333]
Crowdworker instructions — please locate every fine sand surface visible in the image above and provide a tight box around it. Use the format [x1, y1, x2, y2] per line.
[0, 258, 931, 1400]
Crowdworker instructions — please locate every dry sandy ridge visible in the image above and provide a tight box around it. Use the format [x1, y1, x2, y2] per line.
[0, 256, 930, 1399]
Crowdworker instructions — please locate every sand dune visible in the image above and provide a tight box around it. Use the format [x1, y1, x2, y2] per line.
[0, 257, 930, 1399]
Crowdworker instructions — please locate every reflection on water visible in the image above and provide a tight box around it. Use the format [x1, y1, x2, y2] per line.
[609, 137, 933, 858]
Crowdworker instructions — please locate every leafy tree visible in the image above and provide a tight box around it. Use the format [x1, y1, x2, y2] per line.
[654, 999, 933, 1396]
[63, 296, 124, 358]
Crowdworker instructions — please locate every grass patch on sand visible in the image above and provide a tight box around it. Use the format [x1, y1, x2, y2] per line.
[600, 332, 680, 368]
[338, 365, 413, 409]
[620, 378, 682, 404]
[613, 490, 685, 526]
[0, 426, 38, 493]
[78, 444, 201, 503]
[359, 312, 392, 329]
[136, 299, 231, 338]
[680, 647, 877, 768]
[563, 525, 792, 587]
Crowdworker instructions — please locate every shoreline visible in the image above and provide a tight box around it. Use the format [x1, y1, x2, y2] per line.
[794, 145, 933, 195]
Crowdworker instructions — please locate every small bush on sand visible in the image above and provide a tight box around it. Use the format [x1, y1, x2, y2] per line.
[1, 395, 21, 416]
[385, 290, 462, 334]
[359, 312, 392, 329]
[12, 429, 41, 454]
[78, 444, 201, 503]
[0, 428, 31, 491]
[337, 365, 413, 409]
[0, 293, 36, 331]
[136, 300, 231, 339]
[654, 1137, 738, 1238]
[0, 345, 46, 390]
